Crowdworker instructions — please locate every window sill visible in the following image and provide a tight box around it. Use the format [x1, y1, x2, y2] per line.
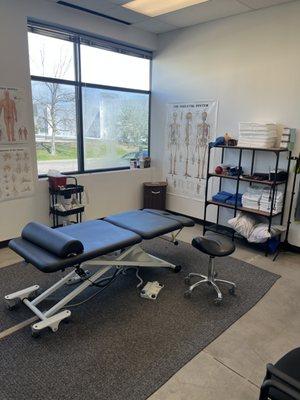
[38, 167, 153, 180]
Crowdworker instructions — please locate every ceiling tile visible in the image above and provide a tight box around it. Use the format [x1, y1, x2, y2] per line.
[103, 4, 147, 23]
[133, 19, 179, 34]
[237, 0, 294, 9]
[158, 0, 250, 27]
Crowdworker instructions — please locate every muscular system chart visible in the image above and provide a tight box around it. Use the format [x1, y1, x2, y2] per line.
[0, 86, 35, 202]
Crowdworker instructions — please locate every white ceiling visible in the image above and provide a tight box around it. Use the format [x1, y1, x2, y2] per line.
[46, 0, 296, 33]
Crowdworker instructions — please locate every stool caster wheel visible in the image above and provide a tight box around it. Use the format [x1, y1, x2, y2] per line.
[214, 298, 222, 306]
[184, 290, 192, 299]
[184, 277, 190, 285]
[6, 300, 20, 311]
[28, 290, 39, 301]
[172, 265, 181, 273]
[31, 331, 41, 339]
[174, 241, 179, 246]
[229, 286, 236, 296]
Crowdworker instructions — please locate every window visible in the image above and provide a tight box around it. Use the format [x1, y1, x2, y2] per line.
[82, 87, 149, 170]
[80, 45, 150, 90]
[28, 33, 75, 80]
[28, 24, 151, 175]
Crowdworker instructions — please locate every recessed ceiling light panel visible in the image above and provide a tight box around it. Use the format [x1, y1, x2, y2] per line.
[123, 0, 210, 17]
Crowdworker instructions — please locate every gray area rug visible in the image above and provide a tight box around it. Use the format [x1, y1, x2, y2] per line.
[0, 238, 280, 400]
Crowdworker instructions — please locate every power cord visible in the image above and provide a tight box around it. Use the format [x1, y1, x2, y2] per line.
[66, 268, 121, 308]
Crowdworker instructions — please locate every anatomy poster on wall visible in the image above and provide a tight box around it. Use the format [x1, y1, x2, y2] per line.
[164, 101, 218, 200]
[0, 86, 30, 145]
[0, 146, 34, 202]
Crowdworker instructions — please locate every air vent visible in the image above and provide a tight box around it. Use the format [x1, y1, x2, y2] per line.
[56, 1, 131, 26]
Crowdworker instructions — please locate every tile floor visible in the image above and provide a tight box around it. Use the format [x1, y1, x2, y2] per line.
[149, 225, 300, 400]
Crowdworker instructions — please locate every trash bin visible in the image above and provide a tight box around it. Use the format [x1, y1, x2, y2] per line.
[143, 182, 167, 210]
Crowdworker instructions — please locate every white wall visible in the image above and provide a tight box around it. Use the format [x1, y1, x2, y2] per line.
[0, 0, 158, 241]
[151, 1, 300, 246]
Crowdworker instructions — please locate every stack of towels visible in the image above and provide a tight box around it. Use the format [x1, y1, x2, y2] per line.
[242, 187, 284, 214]
[226, 193, 243, 206]
[212, 191, 242, 207]
[238, 123, 278, 148]
[259, 188, 284, 214]
[242, 187, 264, 210]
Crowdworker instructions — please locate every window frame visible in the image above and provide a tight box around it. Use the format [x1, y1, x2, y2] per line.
[28, 21, 152, 177]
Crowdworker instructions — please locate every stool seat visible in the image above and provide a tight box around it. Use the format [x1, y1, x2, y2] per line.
[259, 347, 300, 400]
[192, 232, 235, 257]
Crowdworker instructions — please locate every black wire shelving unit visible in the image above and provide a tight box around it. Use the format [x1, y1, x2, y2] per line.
[203, 145, 292, 256]
[49, 176, 85, 228]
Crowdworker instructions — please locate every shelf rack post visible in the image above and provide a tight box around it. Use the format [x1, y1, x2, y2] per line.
[216, 147, 225, 225]
[250, 150, 256, 187]
[203, 144, 212, 235]
[280, 151, 292, 225]
[267, 151, 280, 235]
[234, 148, 243, 218]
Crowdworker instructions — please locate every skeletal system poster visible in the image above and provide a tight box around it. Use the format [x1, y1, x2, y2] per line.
[0, 87, 30, 144]
[165, 101, 218, 200]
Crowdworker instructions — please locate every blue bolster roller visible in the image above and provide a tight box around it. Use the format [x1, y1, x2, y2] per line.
[21, 222, 84, 258]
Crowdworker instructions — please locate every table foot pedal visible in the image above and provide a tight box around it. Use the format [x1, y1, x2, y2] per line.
[140, 281, 164, 300]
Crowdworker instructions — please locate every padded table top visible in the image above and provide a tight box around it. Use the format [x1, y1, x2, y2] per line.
[104, 210, 182, 239]
[143, 209, 195, 227]
[9, 220, 141, 273]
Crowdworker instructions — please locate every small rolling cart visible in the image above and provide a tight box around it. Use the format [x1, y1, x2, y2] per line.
[49, 176, 84, 228]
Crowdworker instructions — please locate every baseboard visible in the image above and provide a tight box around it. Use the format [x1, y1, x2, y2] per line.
[278, 241, 300, 254]
[0, 240, 10, 249]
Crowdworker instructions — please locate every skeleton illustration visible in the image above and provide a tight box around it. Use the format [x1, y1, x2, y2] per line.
[12, 185, 18, 196]
[21, 176, 31, 184]
[184, 112, 192, 177]
[168, 112, 180, 175]
[3, 153, 11, 161]
[16, 163, 22, 174]
[16, 153, 22, 162]
[194, 111, 210, 179]
[3, 164, 11, 173]
[23, 163, 30, 173]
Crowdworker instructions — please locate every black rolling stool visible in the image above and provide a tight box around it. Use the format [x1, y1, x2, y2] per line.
[184, 232, 236, 304]
[259, 348, 300, 400]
